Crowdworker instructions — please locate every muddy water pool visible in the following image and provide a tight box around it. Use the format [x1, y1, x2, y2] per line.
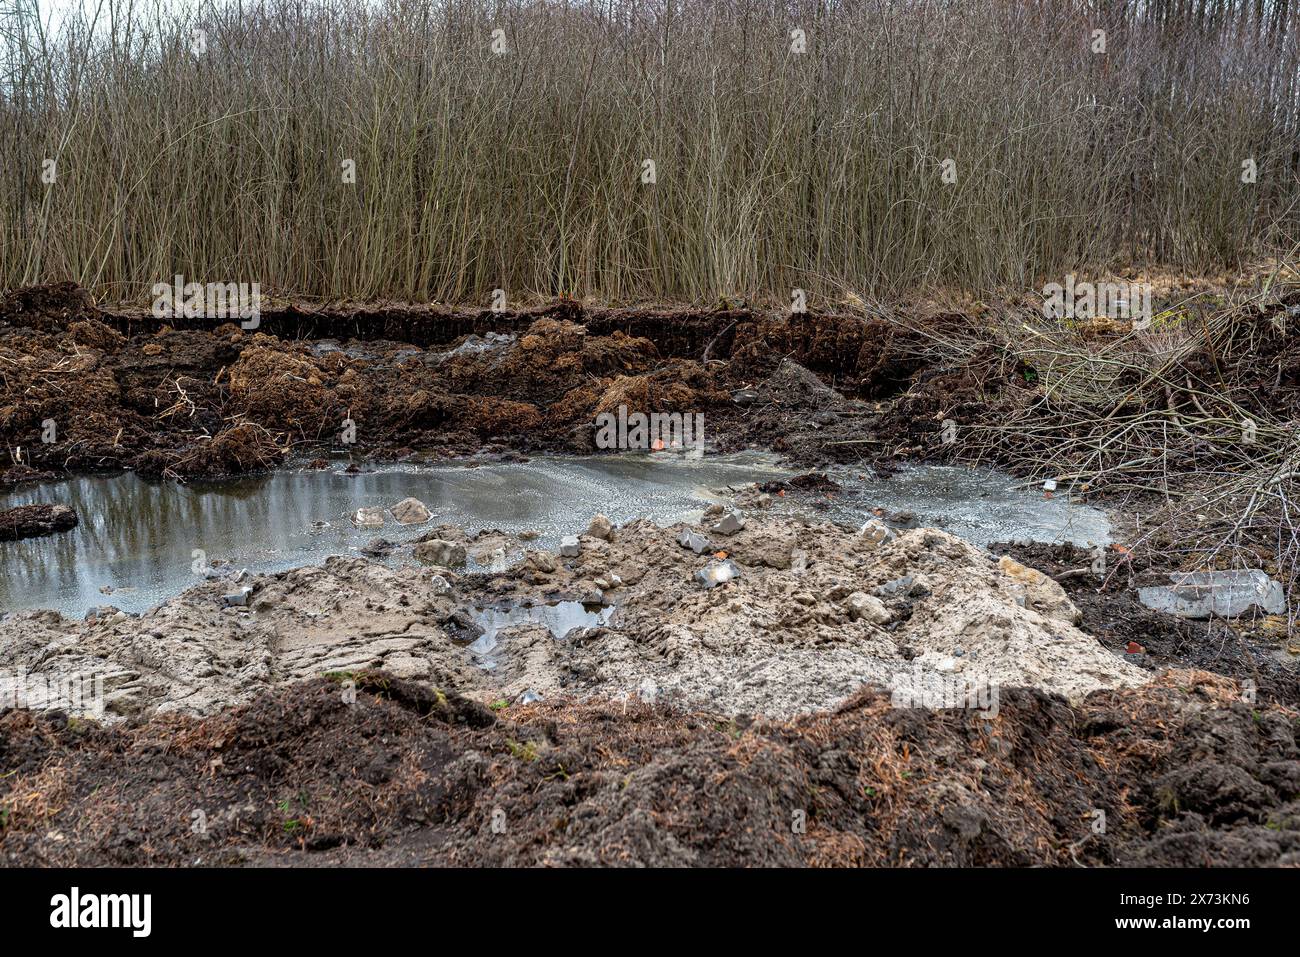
[1, 454, 1110, 617]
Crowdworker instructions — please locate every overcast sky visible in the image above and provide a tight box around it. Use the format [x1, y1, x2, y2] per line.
[27, 0, 203, 31]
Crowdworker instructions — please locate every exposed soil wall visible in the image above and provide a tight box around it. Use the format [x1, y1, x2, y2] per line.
[0, 283, 946, 481]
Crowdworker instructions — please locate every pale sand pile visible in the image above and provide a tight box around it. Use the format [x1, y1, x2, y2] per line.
[0, 516, 1147, 719]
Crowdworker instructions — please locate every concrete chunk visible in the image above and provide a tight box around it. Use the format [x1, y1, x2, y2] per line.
[677, 528, 712, 554]
[710, 511, 745, 536]
[413, 539, 467, 568]
[390, 497, 432, 525]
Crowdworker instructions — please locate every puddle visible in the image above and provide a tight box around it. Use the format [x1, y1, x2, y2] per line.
[0, 454, 1112, 619]
[0, 453, 787, 618]
[467, 600, 614, 669]
[821, 463, 1111, 547]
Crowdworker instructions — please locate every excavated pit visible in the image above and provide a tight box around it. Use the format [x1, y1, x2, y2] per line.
[3, 283, 1298, 869]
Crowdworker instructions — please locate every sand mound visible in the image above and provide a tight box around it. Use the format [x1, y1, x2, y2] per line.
[0, 518, 1145, 721]
[486, 517, 1146, 715]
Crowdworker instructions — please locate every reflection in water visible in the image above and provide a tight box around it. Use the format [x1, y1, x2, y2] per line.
[820, 463, 1113, 549]
[0, 454, 788, 617]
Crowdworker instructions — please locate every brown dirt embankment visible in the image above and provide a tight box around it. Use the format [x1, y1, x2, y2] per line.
[3, 283, 884, 480]
[1, 669, 1296, 867]
[5, 281, 1296, 498]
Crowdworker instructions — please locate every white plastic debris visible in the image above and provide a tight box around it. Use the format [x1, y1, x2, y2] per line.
[695, 558, 741, 589]
[1138, 571, 1285, 619]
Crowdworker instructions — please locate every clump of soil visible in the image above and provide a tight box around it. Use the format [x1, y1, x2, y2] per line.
[2, 669, 1295, 867]
[223, 336, 351, 439]
[0, 465, 56, 485]
[442, 318, 660, 405]
[0, 503, 77, 541]
[758, 472, 842, 494]
[0, 282, 97, 333]
[141, 422, 288, 480]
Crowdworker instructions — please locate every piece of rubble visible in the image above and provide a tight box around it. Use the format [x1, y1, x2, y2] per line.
[390, 496, 432, 525]
[586, 514, 613, 540]
[529, 551, 558, 573]
[559, 535, 581, 557]
[694, 558, 741, 588]
[413, 539, 467, 568]
[873, 574, 931, 599]
[858, 519, 893, 545]
[710, 511, 746, 536]
[997, 555, 1081, 625]
[677, 528, 712, 554]
[846, 591, 891, 624]
[351, 506, 386, 528]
